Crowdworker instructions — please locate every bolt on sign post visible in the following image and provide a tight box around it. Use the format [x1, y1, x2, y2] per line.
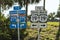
[9, 6, 26, 40]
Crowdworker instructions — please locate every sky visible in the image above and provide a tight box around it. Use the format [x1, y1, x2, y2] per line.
[2, 0, 59, 17]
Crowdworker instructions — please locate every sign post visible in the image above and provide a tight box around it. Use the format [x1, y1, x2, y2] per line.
[31, 6, 47, 40]
[17, 10, 20, 40]
[9, 6, 26, 40]
[38, 22, 40, 40]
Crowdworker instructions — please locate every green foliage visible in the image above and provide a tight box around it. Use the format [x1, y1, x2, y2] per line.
[56, 11, 60, 17]
[0, 12, 27, 40]
[0, 12, 60, 40]
[48, 12, 55, 21]
[56, 4, 60, 17]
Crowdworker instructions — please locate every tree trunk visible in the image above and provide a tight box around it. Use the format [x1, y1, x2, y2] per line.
[43, 0, 45, 10]
[0, 4, 1, 19]
[0, 4, 1, 14]
[26, 0, 28, 22]
[55, 17, 60, 40]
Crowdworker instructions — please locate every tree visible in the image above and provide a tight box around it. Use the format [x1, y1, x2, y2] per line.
[15, 0, 41, 40]
[0, 0, 41, 40]
[0, 0, 14, 12]
[55, 4, 60, 40]
[25, 0, 40, 16]
[0, 13, 11, 40]
[48, 12, 55, 21]
[56, 5, 60, 17]
[17, 0, 41, 14]
[43, 0, 45, 10]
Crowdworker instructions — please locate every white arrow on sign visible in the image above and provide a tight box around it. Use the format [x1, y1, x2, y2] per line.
[31, 23, 38, 28]
[12, 24, 16, 28]
[39, 23, 47, 28]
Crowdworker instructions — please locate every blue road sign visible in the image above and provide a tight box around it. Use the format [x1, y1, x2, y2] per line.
[18, 10, 26, 14]
[19, 16, 26, 23]
[10, 6, 26, 29]
[10, 16, 17, 23]
[19, 23, 26, 29]
[9, 11, 17, 14]
[10, 23, 17, 29]
[14, 23, 26, 29]
[14, 6, 21, 10]
[10, 23, 26, 29]
[9, 10, 26, 14]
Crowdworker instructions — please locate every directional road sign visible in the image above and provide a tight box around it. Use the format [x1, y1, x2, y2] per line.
[39, 23, 47, 28]
[31, 15, 38, 22]
[19, 23, 26, 29]
[10, 10, 26, 14]
[10, 6, 26, 29]
[31, 6, 47, 28]
[10, 23, 26, 29]
[35, 6, 44, 11]
[10, 23, 17, 29]
[31, 10, 38, 15]
[31, 23, 38, 28]
[14, 6, 21, 10]
[39, 13, 47, 23]
[19, 16, 26, 23]
[10, 16, 17, 23]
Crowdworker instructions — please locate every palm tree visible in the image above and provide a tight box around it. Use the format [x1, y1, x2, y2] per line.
[0, 0, 13, 32]
[25, 0, 40, 14]
[25, 0, 41, 23]
[17, 0, 41, 16]
[0, 0, 14, 40]
[0, 0, 14, 18]
[48, 12, 55, 21]
[0, 0, 41, 40]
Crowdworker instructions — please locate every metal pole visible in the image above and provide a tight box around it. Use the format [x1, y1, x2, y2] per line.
[17, 10, 20, 40]
[38, 28, 40, 40]
[38, 27, 41, 40]
[18, 22, 20, 40]
[38, 22, 40, 40]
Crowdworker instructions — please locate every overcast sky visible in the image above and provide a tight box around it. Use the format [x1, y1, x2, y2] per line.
[2, 0, 59, 17]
